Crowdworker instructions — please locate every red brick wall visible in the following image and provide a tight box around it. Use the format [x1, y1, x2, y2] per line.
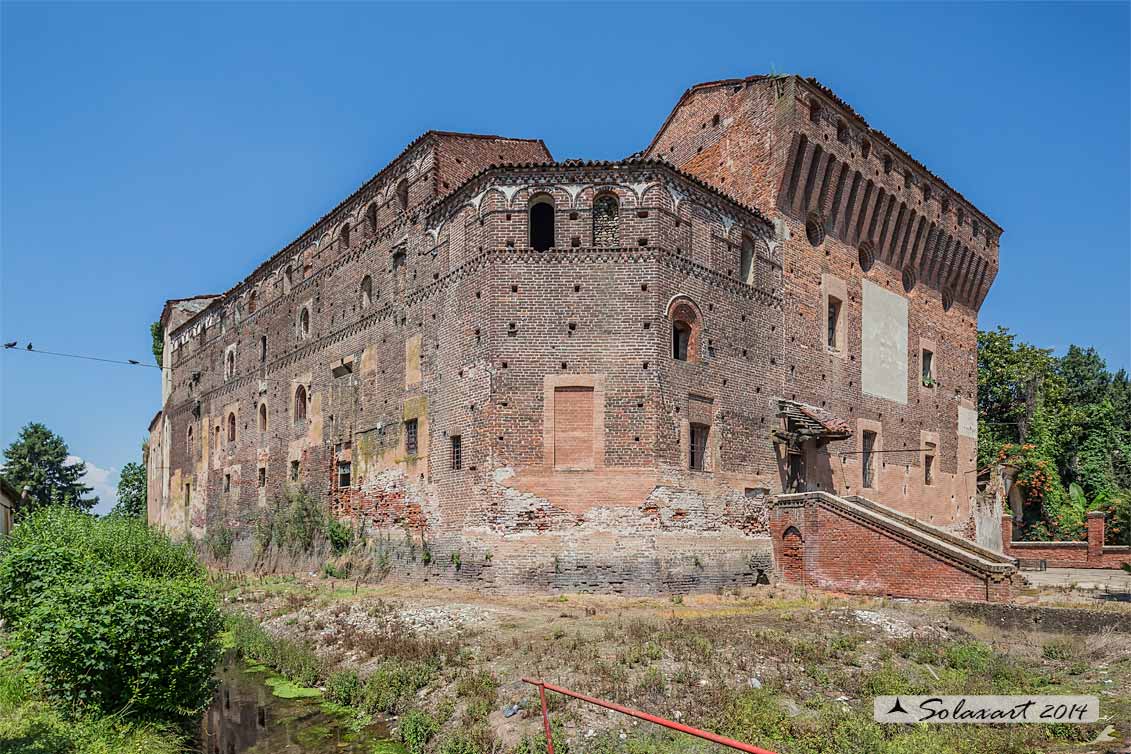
[771, 496, 1015, 602]
[647, 76, 998, 532]
[1003, 514, 1131, 570]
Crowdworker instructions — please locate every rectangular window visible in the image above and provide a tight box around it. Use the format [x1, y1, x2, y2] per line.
[862, 430, 877, 489]
[689, 423, 710, 471]
[224, 474, 231, 494]
[290, 460, 300, 481]
[922, 349, 935, 386]
[450, 435, 462, 470]
[258, 467, 266, 488]
[337, 460, 351, 488]
[827, 295, 842, 350]
[405, 418, 418, 456]
[184, 482, 191, 507]
[924, 454, 935, 486]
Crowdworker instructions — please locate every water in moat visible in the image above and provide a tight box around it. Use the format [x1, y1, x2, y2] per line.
[198, 654, 403, 754]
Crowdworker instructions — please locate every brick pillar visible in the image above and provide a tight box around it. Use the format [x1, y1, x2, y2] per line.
[1000, 514, 1013, 552]
[1086, 511, 1105, 563]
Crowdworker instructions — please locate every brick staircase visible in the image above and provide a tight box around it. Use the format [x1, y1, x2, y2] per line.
[770, 491, 1019, 603]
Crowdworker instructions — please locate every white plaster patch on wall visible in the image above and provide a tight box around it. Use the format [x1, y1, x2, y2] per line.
[958, 405, 978, 439]
[861, 280, 908, 405]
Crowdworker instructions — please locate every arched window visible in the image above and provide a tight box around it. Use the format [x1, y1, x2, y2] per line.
[214, 425, 220, 449]
[668, 296, 702, 363]
[299, 307, 310, 339]
[227, 412, 236, 443]
[248, 290, 257, 314]
[259, 335, 267, 364]
[739, 235, 755, 285]
[360, 275, 373, 309]
[294, 385, 307, 423]
[366, 202, 378, 233]
[396, 179, 409, 211]
[836, 119, 848, 143]
[225, 350, 235, 380]
[529, 194, 555, 252]
[592, 193, 619, 247]
[339, 223, 351, 250]
[809, 100, 822, 123]
[187, 425, 194, 457]
[259, 403, 268, 433]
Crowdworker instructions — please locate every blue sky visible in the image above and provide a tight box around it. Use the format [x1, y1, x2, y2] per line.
[2, 2, 1128, 512]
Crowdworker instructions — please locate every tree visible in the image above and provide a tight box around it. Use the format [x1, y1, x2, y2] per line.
[1, 423, 97, 517]
[150, 321, 164, 368]
[111, 461, 147, 518]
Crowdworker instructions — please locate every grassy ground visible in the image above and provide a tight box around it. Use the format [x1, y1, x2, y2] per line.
[215, 573, 1131, 754]
[0, 652, 186, 754]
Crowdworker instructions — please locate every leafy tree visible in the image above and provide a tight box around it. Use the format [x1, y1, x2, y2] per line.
[150, 320, 164, 368]
[111, 461, 147, 518]
[1, 423, 97, 517]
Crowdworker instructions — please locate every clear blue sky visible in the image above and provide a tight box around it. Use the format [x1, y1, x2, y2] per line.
[2, 2, 1128, 512]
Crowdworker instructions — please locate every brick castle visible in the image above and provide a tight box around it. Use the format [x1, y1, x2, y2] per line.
[149, 75, 1016, 599]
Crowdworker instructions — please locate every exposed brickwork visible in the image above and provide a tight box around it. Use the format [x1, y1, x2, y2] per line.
[150, 76, 1005, 598]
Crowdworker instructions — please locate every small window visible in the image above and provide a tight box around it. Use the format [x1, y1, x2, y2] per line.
[861, 139, 871, 159]
[258, 466, 266, 488]
[689, 423, 709, 471]
[805, 212, 825, 246]
[836, 119, 848, 143]
[366, 202, 378, 232]
[259, 403, 268, 432]
[248, 290, 257, 314]
[184, 482, 191, 507]
[187, 426, 194, 457]
[739, 236, 755, 285]
[921, 349, 935, 386]
[294, 385, 307, 423]
[299, 307, 310, 339]
[809, 99, 822, 123]
[673, 321, 691, 361]
[225, 350, 235, 380]
[404, 418, 418, 456]
[450, 435, 462, 470]
[339, 223, 351, 250]
[227, 412, 236, 443]
[902, 267, 917, 293]
[592, 193, 619, 247]
[360, 275, 373, 309]
[290, 460, 300, 481]
[396, 179, 409, 211]
[529, 194, 555, 251]
[223, 474, 231, 493]
[858, 241, 875, 272]
[827, 295, 842, 351]
[862, 430, 877, 489]
[942, 286, 955, 312]
[883, 155, 893, 174]
[924, 450, 935, 486]
[260, 335, 268, 364]
[337, 460, 352, 488]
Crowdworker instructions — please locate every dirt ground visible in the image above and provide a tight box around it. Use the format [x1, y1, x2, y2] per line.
[220, 574, 1131, 754]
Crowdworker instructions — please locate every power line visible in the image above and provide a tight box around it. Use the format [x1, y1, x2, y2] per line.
[2, 342, 161, 369]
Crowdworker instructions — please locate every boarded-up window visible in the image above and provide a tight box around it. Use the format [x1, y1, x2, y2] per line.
[592, 193, 619, 247]
[553, 386, 594, 469]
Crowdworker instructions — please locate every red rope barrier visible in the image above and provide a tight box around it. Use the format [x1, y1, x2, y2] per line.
[521, 677, 779, 754]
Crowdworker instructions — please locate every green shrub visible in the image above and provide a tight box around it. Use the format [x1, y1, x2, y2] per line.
[363, 659, 436, 714]
[326, 670, 363, 706]
[227, 613, 324, 687]
[1, 506, 200, 582]
[325, 516, 353, 554]
[0, 544, 95, 625]
[274, 486, 324, 553]
[399, 709, 438, 754]
[16, 570, 222, 719]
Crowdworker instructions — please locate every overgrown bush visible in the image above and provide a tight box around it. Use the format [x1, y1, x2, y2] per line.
[203, 526, 235, 561]
[325, 515, 353, 554]
[399, 709, 438, 754]
[16, 570, 222, 718]
[363, 658, 437, 713]
[0, 507, 221, 724]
